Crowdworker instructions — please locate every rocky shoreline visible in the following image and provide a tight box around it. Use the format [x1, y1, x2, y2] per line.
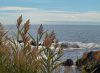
[61, 50, 100, 73]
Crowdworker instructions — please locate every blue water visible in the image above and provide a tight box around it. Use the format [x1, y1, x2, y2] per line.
[5, 25, 100, 43]
[42, 25, 100, 43]
[4, 24, 100, 73]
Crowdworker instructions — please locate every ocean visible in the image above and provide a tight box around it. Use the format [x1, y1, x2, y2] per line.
[4, 24, 100, 73]
[4, 25, 100, 61]
[4, 25, 100, 43]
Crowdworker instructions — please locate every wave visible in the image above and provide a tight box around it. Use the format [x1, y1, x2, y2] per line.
[13, 39, 100, 51]
[59, 41, 100, 50]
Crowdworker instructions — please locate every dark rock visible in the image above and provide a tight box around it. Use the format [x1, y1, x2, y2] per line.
[62, 59, 74, 66]
[18, 40, 23, 43]
[31, 41, 42, 46]
[76, 51, 100, 73]
[61, 43, 69, 48]
[87, 51, 94, 61]
[30, 41, 36, 46]
[71, 44, 80, 48]
[61, 43, 80, 48]
[76, 51, 95, 67]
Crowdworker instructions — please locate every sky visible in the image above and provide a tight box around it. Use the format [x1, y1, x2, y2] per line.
[0, 0, 100, 25]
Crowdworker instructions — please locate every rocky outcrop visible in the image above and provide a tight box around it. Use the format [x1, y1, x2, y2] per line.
[76, 50, 100, 73]
[61, 43, 80, 48]
[62, 59, 74, 66]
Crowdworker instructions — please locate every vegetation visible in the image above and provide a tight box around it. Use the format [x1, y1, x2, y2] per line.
[76, 51, 100, 73]
[1, 15, 100, 73]
[0, 15, 63, 73]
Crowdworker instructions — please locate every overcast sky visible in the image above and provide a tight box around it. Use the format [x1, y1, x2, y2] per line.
[0, 0, 100, 25]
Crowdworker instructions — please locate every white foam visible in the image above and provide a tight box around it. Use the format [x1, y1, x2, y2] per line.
[60, 41, 100, 50]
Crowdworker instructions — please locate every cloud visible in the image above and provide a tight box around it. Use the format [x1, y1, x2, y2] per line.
[0, 6, 34, 11]
[0, 6, 100, 25]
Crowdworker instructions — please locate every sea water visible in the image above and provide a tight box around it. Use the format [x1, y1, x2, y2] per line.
[4, 24, 100, 73]
[4, 25, 100, 60]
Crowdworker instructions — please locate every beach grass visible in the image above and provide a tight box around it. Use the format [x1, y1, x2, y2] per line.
[0, 15, 63, 73]
[1, 15, 99, 73]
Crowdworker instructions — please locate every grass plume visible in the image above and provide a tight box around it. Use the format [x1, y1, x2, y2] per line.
[0, 15, 63, 73]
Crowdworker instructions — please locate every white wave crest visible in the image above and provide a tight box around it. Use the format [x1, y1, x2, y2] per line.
[59, 41, 100, 50]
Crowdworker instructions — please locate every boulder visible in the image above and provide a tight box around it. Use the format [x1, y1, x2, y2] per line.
[76, 50, 100, 72]
[61, 43, 80, 48]
[62, 59, 74, 66]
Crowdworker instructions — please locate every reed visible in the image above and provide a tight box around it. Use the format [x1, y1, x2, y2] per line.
[0, 15, 63, 73]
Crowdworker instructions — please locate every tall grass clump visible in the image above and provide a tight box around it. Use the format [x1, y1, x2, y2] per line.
[0, 15, 63, 73]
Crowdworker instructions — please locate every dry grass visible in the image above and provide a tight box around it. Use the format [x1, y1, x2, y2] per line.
[0, 15, 63, 73]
